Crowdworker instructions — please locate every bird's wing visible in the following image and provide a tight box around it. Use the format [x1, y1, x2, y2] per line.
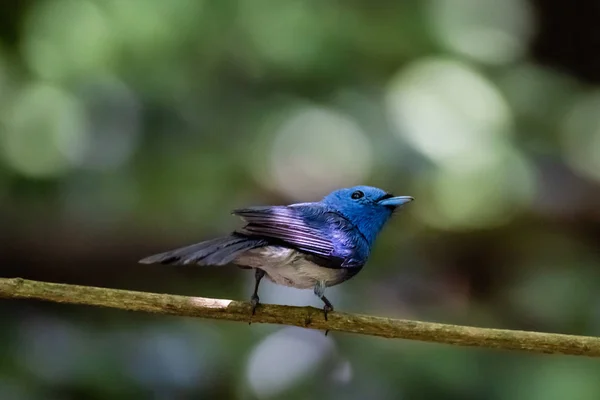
[232, 204, 342, 259]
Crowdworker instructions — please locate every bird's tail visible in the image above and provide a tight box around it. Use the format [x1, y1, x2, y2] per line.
[139, 234, 266, 266]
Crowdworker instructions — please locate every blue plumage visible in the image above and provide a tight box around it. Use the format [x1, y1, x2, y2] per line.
[139, 185, 413, 318]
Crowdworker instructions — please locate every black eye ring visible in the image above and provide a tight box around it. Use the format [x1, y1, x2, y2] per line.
[351, 190, 364, 200]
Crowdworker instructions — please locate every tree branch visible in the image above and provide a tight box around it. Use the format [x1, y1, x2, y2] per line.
[1, 277, 599, 357]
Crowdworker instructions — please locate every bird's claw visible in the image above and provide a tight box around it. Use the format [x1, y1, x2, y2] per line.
[323, 305, 333, 336]
[322, 304, 333, 321]
[248, 295, 260, 325]
[250, 295, 260, 316]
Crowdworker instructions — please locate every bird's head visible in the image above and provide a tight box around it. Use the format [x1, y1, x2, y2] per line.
[322, 185, 413, 245]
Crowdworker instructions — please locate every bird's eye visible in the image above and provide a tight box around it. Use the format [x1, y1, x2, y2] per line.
[351, 190, 364, 200]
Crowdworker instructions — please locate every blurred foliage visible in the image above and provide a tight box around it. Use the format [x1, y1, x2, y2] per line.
[1, 0, 600, 399]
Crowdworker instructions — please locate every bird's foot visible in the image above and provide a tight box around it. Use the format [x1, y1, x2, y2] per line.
[250, 294, 260, 317]
[323, 305, 333, 336]
[322, 304, 333, 321]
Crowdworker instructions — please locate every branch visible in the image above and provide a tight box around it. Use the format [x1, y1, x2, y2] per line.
[1, 277, 599, 357]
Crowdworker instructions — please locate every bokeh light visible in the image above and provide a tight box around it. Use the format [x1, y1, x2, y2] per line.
[560, 92, 600, 183]
[1, 82, 88, 178]
[384, 57, 537, 230]
[415, 144, 536, 230]
[386, 58, 513, 172]
[238, 0, 335, 75]
[102, 0, 206, 63]
[22, 0, 114, 81]
[428, 0, 534, 65]
[246, 327, 349, 399]
[253, 104, 372, 201]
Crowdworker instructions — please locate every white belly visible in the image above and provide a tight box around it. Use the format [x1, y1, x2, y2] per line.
[235, 246, 348, 289]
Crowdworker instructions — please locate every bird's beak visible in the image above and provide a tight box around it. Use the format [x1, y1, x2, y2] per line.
[378, 196, 414, 208]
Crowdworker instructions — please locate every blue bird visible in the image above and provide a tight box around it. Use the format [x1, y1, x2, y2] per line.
[139, 186, 413, 319]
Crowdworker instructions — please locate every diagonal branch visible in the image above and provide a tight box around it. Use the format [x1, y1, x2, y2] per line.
[1, 277, 599, 357]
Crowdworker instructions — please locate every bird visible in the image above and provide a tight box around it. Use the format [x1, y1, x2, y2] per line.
[139, 186, 413, 320]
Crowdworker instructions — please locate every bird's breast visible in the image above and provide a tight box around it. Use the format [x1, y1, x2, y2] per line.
[235, 246, 355, 289]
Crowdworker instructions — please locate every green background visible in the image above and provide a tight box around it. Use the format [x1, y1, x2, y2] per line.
[1, 1, 600, 399]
